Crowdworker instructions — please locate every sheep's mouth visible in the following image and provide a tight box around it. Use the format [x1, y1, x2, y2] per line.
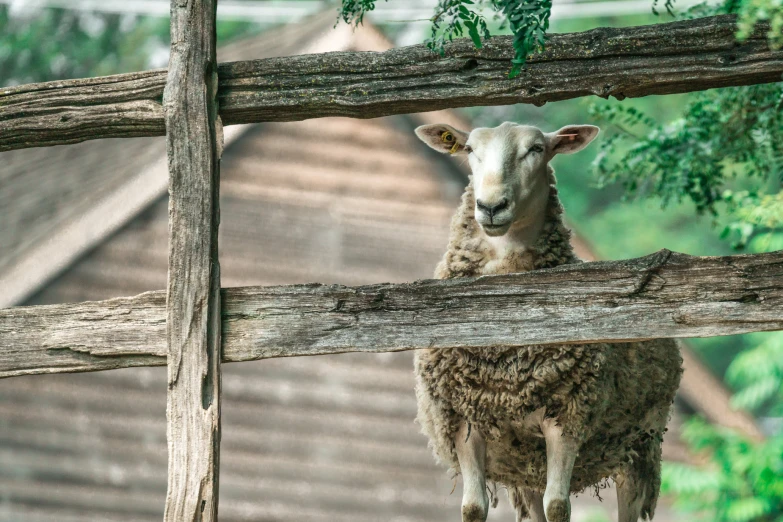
[481, 222, 511, 237]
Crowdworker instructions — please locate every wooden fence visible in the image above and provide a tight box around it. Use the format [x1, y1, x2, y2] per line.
[0, 2, 782, 521]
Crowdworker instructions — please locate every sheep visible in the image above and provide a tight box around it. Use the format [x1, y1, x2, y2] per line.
[412, 122, 683, 522]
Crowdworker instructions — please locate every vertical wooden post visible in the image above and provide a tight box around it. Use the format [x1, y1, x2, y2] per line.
[163, 0, 222, 520]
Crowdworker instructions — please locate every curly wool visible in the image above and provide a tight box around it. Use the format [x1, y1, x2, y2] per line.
[415, 169, 682, 519]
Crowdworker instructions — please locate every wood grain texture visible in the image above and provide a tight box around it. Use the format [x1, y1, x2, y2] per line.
[0, 291, 168, 376]
[1, 249, 781, 378]
[0, 70, 167, 151]
[1, 15, 781, 151]
[163, 0, 222, 520]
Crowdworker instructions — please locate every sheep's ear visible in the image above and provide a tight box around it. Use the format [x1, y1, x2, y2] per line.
[546, 125, 600, 155]
[415, 124, 470, 155]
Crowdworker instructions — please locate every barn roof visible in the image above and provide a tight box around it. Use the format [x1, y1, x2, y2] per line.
[0, 11, 762, 522]
[0, 12, 348, 308]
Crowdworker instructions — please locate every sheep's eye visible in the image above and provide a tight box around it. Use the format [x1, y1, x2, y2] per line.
[464, 145, 473, 154]
[530, 144, 544, 153]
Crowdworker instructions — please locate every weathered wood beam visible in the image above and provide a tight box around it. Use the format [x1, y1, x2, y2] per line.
[1, 249, 781, 378]
[162, 0, 222, 520]
[1, 14, 782, 152]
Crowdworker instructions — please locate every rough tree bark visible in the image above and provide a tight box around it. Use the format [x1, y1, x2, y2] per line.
[0, 15, 781, 151]
[162, 0, 222, 520]
[1, 249, 781, 378]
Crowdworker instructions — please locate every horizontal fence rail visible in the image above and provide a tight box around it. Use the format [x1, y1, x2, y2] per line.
[1, 249, 782, 379]
[2, 15, 782, 152]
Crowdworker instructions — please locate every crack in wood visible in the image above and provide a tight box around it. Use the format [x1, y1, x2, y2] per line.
[625, 249, 673, 298]
[163, 0, 222, 519]
[720, 293, 762, 304]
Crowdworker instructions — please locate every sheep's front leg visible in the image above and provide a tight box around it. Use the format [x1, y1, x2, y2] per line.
[616, 472, 644, 522]
[456, 422, 489, 522]
[541, 419, 579, 522]
[520, 488, 546, 522]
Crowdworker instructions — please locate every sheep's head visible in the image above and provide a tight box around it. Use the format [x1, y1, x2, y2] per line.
[415, 122, 599, 237]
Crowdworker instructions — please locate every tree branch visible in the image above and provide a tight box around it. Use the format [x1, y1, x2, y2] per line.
[1, 15, 781, 152]
[1, 249, 781, 379]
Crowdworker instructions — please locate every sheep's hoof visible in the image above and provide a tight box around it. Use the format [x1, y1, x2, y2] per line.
[545, 499, 570, 522]
[462, 503, 488, 522]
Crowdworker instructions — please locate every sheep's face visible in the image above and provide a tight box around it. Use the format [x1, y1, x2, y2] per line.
[415, 122, 599, 237]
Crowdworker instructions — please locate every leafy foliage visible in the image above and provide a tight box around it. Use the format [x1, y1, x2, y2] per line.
[726, 333, 783, 416]
[683, 0, 783, 47]
[589, 0, 783, 239]
[662, 418, 783, 522]
[735, 0, 783, 49]
[425, 0, 492, 54]
[0, 6, 168, 86]
[721, 191, 783, 249]
[0, 6, 262, 87]
[493, 0, 552, 78]
[339, 0, 380, 27]
[340, 0, 553, 77]
[663, 330, 783, 522]
[588, 82, 783, 248]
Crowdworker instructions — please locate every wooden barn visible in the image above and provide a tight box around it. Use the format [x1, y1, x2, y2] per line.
[0, 13, 763, 522]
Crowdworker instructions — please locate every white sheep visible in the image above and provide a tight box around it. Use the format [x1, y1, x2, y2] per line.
[413, 122, 682, 522]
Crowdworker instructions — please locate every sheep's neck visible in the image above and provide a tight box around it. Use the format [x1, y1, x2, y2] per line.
[478, 168, 574, 274]
[484, 193, 549, 260]
[479, 202, 552, 275]
[435, 168, 579, 280]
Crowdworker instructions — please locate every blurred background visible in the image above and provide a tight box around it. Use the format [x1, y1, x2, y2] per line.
[0, 0, 780, 521]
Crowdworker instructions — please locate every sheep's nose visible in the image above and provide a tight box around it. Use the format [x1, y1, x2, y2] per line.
[476, 198, 509, 218]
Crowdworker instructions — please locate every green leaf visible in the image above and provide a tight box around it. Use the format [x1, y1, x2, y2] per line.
[731, 375, 781, 410]
[465, 19, 482, 48]
[725, 497, 772, 522]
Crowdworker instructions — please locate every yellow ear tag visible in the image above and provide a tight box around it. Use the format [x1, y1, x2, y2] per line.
[441, 131, 460, 154]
